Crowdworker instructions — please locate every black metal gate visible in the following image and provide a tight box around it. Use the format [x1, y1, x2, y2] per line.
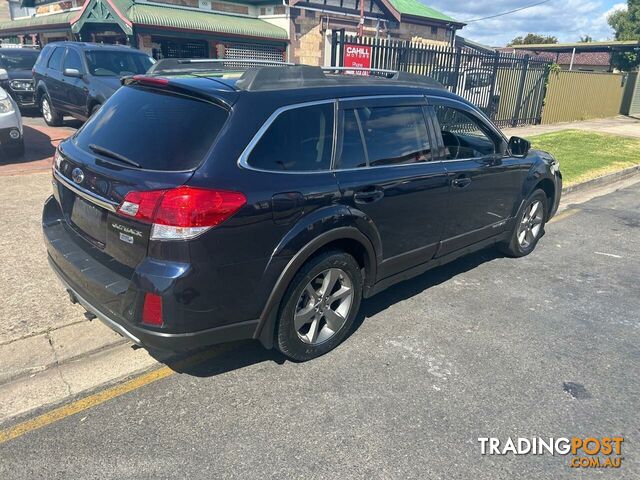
[330, 31, 551, 127]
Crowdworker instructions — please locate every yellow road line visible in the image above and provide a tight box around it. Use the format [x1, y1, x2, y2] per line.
[0, 345, 231, 445]
[549, 208, 580, 224]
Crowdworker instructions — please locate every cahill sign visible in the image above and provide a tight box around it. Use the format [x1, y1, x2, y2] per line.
[343, 44, 372, 76]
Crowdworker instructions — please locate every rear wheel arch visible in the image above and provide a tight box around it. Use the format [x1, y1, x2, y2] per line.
[254, 227, 377, 349]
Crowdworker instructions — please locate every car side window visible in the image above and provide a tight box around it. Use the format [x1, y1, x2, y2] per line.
[358, 105, 431, 167]
[434, 105, 497, 160]
[247, 103, 334, 172]
[63, 49, 83, 72]
[337, 109, 368, 169]
[47, 47, 64, 71]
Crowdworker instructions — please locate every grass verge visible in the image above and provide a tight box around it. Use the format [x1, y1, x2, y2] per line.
[527, 130, 640, 186]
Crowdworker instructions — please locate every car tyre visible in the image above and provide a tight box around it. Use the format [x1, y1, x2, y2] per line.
[500, 189, 548, 257]
[276, 250, 363, 362]
[40, 94, 63, 127]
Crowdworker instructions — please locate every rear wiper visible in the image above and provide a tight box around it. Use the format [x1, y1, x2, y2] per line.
[89, 144, 141, 168]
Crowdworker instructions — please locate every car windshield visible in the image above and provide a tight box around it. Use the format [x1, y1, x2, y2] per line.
[0, 50, 39, 71]
[84, 50, 153, 77]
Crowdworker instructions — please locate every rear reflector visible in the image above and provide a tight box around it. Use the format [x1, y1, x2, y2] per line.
[117, 186, 246, 240]
[142, 293, 163, 326]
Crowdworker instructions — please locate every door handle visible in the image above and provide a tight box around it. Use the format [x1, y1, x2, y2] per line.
[452, 176, 472, 189]
[354, 187, 384, 204]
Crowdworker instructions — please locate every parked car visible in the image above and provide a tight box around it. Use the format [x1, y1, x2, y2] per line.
[0, 86, 24, 158]
[0, 47, 39, 110]
[432, 68, 501, 116]
[33, 42, 154, 126]
[43, 65, 562, 361]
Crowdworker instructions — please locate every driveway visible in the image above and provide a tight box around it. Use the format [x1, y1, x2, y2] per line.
[0, 115, 79, 177]
[1, 181, 638, 479]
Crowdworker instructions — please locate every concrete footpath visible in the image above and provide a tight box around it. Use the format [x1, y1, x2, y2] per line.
[1, 171, 639, 425]
[502, 115, 640, 139]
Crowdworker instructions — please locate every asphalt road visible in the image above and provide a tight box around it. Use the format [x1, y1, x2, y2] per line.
[1, 183, 639, 479]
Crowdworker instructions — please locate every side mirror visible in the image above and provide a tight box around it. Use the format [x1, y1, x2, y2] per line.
[0, 68, 8, 81]
[508, 136, 531, 157]
[63, 68, 83, 78]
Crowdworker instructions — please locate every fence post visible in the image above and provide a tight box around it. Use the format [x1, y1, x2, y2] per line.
[330, 30, 337, 67]
[487, 51, 500, 120]
[452, 46, 462, 94]
[338, 29, 346, 67]
[512, 54, 530, 127]
[535, 62, 552, 124]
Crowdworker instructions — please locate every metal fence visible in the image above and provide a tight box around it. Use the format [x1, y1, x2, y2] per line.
[330, 31, 552, 127]
[541, 70, 628, 124]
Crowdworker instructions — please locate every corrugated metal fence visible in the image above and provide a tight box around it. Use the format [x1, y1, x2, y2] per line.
[621, 72, 640, 116]
[541, 71, 627, 124]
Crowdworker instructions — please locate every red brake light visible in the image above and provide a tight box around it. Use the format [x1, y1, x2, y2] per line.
[142, 293, 163, 326]
[117, 187, 246, 240]
[132, 75, 170, 87]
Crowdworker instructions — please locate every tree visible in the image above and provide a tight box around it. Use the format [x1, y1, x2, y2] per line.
[508, 33, 558, 46]
[579, 35, 594, 42]
[608, 1, 640, 70]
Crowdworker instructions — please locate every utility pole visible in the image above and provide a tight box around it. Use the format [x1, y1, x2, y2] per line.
[358, 0, 364, 36]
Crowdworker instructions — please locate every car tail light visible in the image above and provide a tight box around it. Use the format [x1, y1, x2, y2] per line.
[117, 186, 246, 240]
[142, 293, 163, 326]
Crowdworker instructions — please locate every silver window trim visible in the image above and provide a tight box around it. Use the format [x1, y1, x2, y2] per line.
[237, 95, 432, 175]
[237, 99, 337, 175]
[53, 168, 119, 212]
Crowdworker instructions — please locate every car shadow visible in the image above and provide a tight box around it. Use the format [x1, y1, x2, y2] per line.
[21, 110, 83, 129]
[0, 125, 52, 166]
[151, 247, 503, 379]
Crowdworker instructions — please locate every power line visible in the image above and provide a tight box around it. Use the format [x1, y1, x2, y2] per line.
[462, 0, 555, 23]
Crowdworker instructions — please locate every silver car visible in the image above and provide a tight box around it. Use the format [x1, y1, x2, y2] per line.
[0, 86, 24, 158]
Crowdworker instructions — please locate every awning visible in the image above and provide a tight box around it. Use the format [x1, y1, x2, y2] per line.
[128, 4, 288, 41]
[1, 0, 288, 42]
[0, 11, 76, 35]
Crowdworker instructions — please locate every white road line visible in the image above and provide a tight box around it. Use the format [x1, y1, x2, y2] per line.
[594, 252, 623, 259]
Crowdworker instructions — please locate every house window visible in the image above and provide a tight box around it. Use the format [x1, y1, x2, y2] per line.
[431, 26, 438, 35]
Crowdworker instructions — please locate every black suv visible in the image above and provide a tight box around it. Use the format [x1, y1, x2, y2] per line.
[43, 66, 562, 361]
[0, 47, 40, 109]
[33, 42, 153, 126]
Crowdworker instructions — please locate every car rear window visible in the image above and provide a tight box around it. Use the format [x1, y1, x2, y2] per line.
[74, 86, 228, 171]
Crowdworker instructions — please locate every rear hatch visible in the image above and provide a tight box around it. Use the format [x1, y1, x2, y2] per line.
[52, 82, 230, 269]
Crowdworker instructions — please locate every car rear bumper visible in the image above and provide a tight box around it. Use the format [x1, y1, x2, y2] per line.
[43, 196, 259, 351]
[48, 257, 258, 351]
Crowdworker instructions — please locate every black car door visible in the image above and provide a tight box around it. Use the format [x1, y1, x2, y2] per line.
[61, 47, 89, 118]
[44, 46, 65, 107]
[428, 97, 525, 256]
[334, 95, 450, 279]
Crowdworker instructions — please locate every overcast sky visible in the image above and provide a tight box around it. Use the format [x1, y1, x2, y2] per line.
[425, 0, 628, 46]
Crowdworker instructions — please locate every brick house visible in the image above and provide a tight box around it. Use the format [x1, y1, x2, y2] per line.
[0, 0, 462, 64]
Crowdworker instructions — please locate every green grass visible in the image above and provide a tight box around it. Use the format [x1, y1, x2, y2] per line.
[526, 130, 640, 186]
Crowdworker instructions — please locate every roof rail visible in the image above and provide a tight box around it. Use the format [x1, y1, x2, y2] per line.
[175, 58, 295, 66]
[148, 58, 294, 76]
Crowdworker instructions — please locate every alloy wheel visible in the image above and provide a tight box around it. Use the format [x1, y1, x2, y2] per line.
[294, 268, 354, 345]
[42, 98, 52, 123]
[517, 200, 544, 249]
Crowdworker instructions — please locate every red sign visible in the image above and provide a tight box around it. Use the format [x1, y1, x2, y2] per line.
[343, 44, 372, 76]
